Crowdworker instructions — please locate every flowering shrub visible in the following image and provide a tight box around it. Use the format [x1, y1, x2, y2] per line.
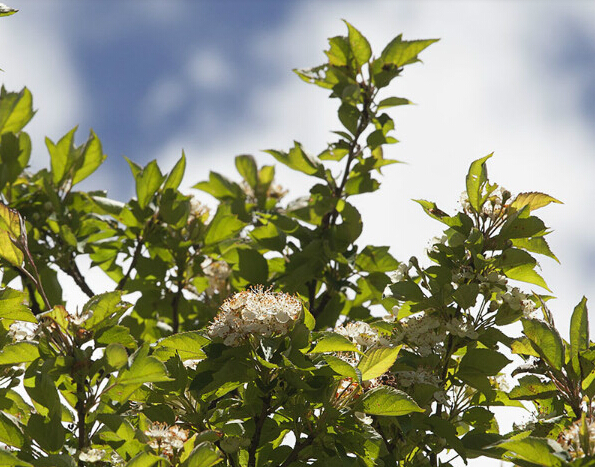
[0, 14, 592, 467]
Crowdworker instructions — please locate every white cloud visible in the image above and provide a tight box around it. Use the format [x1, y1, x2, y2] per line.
[187, 48, 234, 90]
[0, 5, 86, 169]
[148, 5, 595, 464]
[139, 76, 186, 126]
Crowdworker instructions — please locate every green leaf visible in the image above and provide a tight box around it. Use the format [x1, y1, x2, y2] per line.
[135, 160, 164, 209]
[511, 237, 559, 262]
[381, 36, 439, 67]
[0, 450, 31, 466]
[509, 375, 558, 400]
[0, 342, 39, 365]
[83, 291, 130, 330]
[193, 171, 242, 200]
[163, 151, 186, 191]
[154, 331, 210, 362]
[117, 354, 172, 386]
[325, 36, 351, 67]
[511, 192, 562, 213]
[570, 297, 589, 376]
[236, 248, 268, 284]
[0, 203, 23, 267]
[46, 127, 76, 185]
[235, 154, 258, 189]
[465, 153, 492, 213]
[183, 441, 223, 467]
[344, 21, 371, 68]
[71, 129, 106, 185]
[377, 97, 411, 109]
[310, 332, 361, 354]
[355, 246, 399, 273]
[265, 142, 324, 178]
[338, 103, 360, 135]
[453, 283, 479, 310]
[360, 386, 423, 416]
[458, 348, 511, 377]
[0, 412, 24, 448]
[523, 319, 564, 371]
[0, 287, 35, 322]
[0, 132, 31, 189]
[27, 414, 64, 452]
[504, 264, 550, 292]
[357, 346, 401, 381]
[324, 355, 359, 381]
[105, 343, 128, 369]
[125, 452, 164, 467]
[0, 87, 34, 134]
[203, 206, 246, 246]
[497, 437, 565, 467]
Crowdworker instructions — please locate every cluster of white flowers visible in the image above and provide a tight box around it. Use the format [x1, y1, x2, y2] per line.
[392, 313, 445, 357]
[202, 259, 232, 297]
[460, 187, 511, 220]
[145, 422, 189, 458]
[68, 309, 93, 326]
[207, 287, 302, 346]
[335, 321, 392, 349]
[557, 417, 595, 459]
[397, 368, 441, 387]
[424, 234, 447, 256]
[78, 448, 106, 463]
[445, 317, 478, 339]
[487, 285, 537, 318]
[389, 262, 411, 283]
[8, 321, 38, 341]
[188, 196, 210, 223]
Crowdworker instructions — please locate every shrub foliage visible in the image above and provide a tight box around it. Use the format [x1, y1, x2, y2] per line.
[0, 18, 591, 467]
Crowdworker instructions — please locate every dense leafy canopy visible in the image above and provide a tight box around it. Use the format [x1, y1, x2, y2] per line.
[0, 15, 590, 467]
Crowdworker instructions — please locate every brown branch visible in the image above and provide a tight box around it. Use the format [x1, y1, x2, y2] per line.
[248, 394, 271, 467]
[279, 435, 314, 467]
[171, 278, 183, 334]
[116, 235, 144, 291]
[66, 255, 95, 298]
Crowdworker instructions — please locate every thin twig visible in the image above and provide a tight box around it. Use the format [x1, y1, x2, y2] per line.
[66, 255, 95, 298]
[248, 394, 271, 467]
[279, 435, 314, 467]
[116, 235, 144, 291]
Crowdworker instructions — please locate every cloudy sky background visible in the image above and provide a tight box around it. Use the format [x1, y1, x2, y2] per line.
[2, 1, 595, 461]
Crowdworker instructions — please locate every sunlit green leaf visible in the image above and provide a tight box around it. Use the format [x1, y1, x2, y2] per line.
[496, 437, 565, 467]
[381, 36, 438, 67]
[511, 192, 562, 213]
[360, 386, 423, 416]
[570, 296, 589, 377]
[117, 354, 172, 386]
[235, 154, 258, 189]
[0, 287, 35, 322]
[0, 342, 39, 365]
[310, 332, 361, 354]
[523, 319, 564, 371]
[465, 153, 492, 213]
[135, 160, 164, 209]
[163, 151, 186, 191]
[0, 87, 33, 134]
[357, 346, 401, 381]
[344, 21, 371, 68]
[154, 331, 210, 362]
[183, 441, 223, 467]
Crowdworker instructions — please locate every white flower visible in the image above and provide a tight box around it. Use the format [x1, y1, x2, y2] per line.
[207, 287, 302, 346]
[79, 448, 106, 463]
[8, 321, 37, 341]
[335, 321, 392, 349]
[354, 411, 373, 424]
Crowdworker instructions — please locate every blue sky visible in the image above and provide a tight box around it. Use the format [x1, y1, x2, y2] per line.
[2, 1, 595, 462]
[2, 0, 595, 325]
